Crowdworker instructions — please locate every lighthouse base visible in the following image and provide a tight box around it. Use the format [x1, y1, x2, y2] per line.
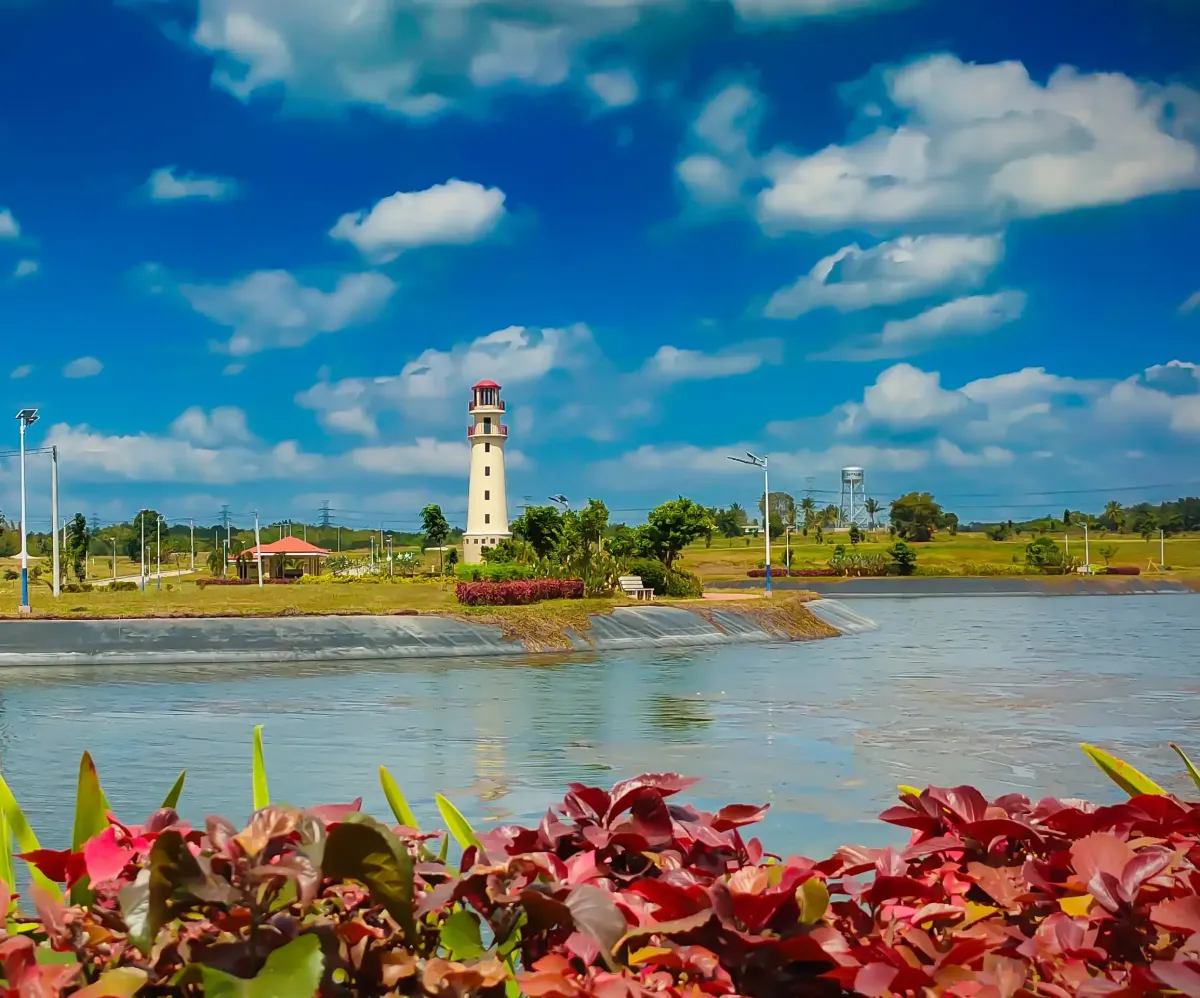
[462, 531, 513, 564]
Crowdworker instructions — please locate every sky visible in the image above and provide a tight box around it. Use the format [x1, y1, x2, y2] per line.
[1, 0, 1198, 533]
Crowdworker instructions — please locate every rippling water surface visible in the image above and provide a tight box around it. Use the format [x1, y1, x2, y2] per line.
[1, 595, 1196, 857]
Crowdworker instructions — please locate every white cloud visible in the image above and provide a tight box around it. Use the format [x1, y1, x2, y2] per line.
[180, 269, 397, 355]
[145, 165, 238, 201]
[934, 438, 1014, 468]
[329, 180, 507, 262]
[9, 364, 32, 379]
[0, 208, 19, 239]
[41, 418, 323, 484]
[223, 362, 246, 376]
[63, 356, 104, 379]
[169, 405, 254, 446]
[12, 259, 38, 279]
[296, 323, 595, 435]
[676, 82, 764, 206]
[1182, 290, 1200, 314]
[349, 438, 472, 477]
[733, 0, 902, 18]
[765, 233, 1003, 318]
[757, 54, 1200, 230]
[1144, 360, 1199, 393]
[1095, 366, 1200, 436]
[641, 340, 782, 381]
[859, 362, 967, 424]
[585, 69, 639, 108]
[880, 291, 1026, 345]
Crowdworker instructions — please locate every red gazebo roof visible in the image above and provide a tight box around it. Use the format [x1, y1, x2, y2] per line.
[473, 379, 500, 389]
[235, 537, 330, 558]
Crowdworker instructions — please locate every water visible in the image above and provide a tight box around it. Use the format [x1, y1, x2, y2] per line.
[0, 595, 1195, 860]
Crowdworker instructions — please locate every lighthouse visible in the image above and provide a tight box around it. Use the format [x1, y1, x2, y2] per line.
[463, 379, 511, 563]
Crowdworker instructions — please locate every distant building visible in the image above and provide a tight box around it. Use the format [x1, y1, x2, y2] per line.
[463, 379, 512, 564]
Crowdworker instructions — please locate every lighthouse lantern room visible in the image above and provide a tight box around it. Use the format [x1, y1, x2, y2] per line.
[463, 379, 511, 563]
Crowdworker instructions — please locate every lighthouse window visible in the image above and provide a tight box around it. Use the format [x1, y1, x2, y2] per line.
[485, 466, 490, 476]
[484, 490, 490, 500]
[485, 442, 490, 452]
[485, 514, 491, 524]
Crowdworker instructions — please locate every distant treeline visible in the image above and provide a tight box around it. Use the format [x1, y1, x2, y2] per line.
[965, 496, 1200, 536]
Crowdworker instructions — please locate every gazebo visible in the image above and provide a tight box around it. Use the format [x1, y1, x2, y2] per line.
[231, 537, 331, 580]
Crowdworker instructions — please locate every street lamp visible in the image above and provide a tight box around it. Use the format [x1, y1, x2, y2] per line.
[728, 452, 771, 596]
[548, 494, 569, 510]
[15, 408, 39, 614]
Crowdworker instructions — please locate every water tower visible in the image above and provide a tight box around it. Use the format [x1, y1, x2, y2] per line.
[839, 466, 868, 528]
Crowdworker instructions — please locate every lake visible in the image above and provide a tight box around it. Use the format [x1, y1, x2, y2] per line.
[1, 594, 1196, 859]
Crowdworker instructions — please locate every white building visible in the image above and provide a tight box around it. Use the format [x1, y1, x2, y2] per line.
[463, 379, 511, 563]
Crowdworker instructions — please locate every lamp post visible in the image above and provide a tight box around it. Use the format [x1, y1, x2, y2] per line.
[728, 452, 771, 596]
[15, 408, 39, 614]
[139, 509, 148, 592]
[1081, 519, 1091, 575]
[156, 515, 163, 591]
[548, 494, 569, 510]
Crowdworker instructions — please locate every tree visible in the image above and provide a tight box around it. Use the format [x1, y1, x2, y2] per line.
[1098, 543, 1119, 566]
[65, 513, 89, 582]
[889, 493, 944, 542]
[1103, 501, 1125, 532]
[848, 523, 862, 546]
[939, 511, 959, 536]
[420, 504, 450, 574]
[799, 497, 817, 536]
[887, 541, 917, 575]
[821, 504, 840, 528]
[863, 498, 881, 530]
[758, 491, 796, 530]
[713, 507, 742, 540]
[1132, 510, 1157, 542]
[1063, 508, 1072, 526]
[207, 546, 226, 577]
[643, 497, 713, 570]
[1025, 536, 1063, 570]
[513, 506, 564, 560]
[125, 510, 163, 564]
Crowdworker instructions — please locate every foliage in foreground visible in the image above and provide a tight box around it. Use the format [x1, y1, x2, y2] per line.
[5, 741, 1200, 997]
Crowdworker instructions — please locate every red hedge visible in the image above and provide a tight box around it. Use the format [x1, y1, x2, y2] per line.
[196, 578, 295, 587]
[1103, 565, 1142, 575]
[456, 578, 584, 605]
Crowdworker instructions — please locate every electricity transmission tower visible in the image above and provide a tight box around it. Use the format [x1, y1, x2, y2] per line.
[319, 500, 333, 527]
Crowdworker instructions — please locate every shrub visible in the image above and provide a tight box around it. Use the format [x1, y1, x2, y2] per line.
[9, 737, 1200, 998]
[455, 562, 535, 583]
[747, 567, 794, 578]
[663, 567, 703, 598]
[887, 540, 917, 574]
[2, 568, 17, 581]
[107, 580, 139, 592]
[1025, 535, 1064, 571]
[626, 557, 668, 594]
[60, 582, 92, 594]
[196, 577, 295, 587]
[1104, 564, 1142, 575]
[455, 578, 584, 605]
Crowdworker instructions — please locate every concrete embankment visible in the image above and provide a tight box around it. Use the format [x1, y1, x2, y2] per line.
[708, 577, 1195, 598]
[0, 599, 873, 668]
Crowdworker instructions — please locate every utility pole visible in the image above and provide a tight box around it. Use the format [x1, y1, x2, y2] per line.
[319, 500, 332, 528]
[188, 517, 195, 572]
[1161, 528, 1166, 570]
[50, 445, 60, 598]
[156, 515, 162, 591]
[140, 510, 147, 592]
[253, 511, 264, 588]
[111, 533, 117, 580]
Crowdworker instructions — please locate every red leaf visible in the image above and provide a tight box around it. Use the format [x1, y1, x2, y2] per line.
[1070, 832, 1134, 884]
[1118, 846, 1172, 902]
[1151, 896, 1200, 934]
[710, 804, 769, 831]
[565, 931, 600, 966]
[854, 962, 899, 997]
[1153, 961, 1200, 998]
[84, 826, 134, 884]
[607, 775, 699, 821]
[864, 875, 939, 906]
[628, 790, 674, 847]
[307, 799, 363, 823]
[928, 785, 989, 824]
[15, 848, 85, 886]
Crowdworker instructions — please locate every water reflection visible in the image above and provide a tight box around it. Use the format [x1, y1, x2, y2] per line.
[0, 595, 1195, 859]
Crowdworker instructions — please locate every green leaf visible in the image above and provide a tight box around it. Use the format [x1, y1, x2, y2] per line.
[437, 832, 449, 864]
[897, 784, 922, 798]
[797, 877, 830, 926]
[161, 771, 186, 810]
[379, 766, 419, 829]
[0, 803, 14, 907]
[201, 934, 324, 998]
[0, 770, 59, 899]
[137, 829, 208, 955]
[435, 794, 480, 851]
[323, 815, 415, 941]
[1170, 743, 1200, 794]
[440, 909, 485, 961]
[1081, 743, 1165, 798]
[252, 725, 269, 810]
[71, 752, 111, 906]
[72, 968, 148, 998]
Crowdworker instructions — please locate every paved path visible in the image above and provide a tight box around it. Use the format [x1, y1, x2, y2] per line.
[90, 568, 197, 588]
[707, 576, 1195, 597]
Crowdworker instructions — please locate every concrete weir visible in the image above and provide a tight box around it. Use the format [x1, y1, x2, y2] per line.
[0, 599, 872, 668]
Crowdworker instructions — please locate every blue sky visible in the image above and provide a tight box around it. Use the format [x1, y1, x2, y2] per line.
[1, 0, 1198, 532]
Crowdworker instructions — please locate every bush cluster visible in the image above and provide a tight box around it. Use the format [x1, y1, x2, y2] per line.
[10, 750, 1200, 998]
[108, 580, 139, 592]
[455, 562, 535, 583]
[455, 578, 584, 605]
[626, 558, 702, 598]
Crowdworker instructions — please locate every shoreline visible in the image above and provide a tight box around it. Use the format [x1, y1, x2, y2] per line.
[707, 576, 1197, 597]
[0, 598, 872, 668]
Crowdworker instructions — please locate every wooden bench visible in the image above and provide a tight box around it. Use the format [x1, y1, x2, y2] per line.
[619, 575, 655, 601]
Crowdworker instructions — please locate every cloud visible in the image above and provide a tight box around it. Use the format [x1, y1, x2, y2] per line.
[733, 0, 904, 19]
[1095, 362, 1200, 436]
[329, 179, 507, 262]
[756, 54, 1200, 230]
[12, 259, 37, 279]
[879, 291, 1026, 346]
[0, 208, 19, 239]
[585, 69, 639, 108]
[858, 363, 968, 425]
[640, 340, 783, 381]
[296, 323, 596, 436]
[145, 165, 239, 201]
[934, 438, 1014, 468]
[169, 405, 254, 446]
[676, 82, 764, 206]
[63, 356, 104, 378]
[765, 233, 1003, 318]
[349, 438, 473, 477]
[9, 364, 32, 379]
[180, 269, 397, 355]
[1182, 290, 1200, 314]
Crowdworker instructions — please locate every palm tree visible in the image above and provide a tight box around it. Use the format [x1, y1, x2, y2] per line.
[1103, 501, 1125, 533]
[822, 504, 840, 527]
[799, 497, 817, 536]
[863, 498, 881, 530]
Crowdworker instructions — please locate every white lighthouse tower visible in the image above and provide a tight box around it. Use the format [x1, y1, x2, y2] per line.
[463, 379, 511, 564]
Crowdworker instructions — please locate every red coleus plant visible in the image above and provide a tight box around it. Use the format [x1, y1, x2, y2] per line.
[7, 772, 1200, 997]
[455, 579, 585, 605]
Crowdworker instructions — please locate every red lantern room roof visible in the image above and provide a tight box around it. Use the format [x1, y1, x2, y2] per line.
[473, 379, 500, 389]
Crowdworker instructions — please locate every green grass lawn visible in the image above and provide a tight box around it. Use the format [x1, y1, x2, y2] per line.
[679, 529, 1200, 581]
